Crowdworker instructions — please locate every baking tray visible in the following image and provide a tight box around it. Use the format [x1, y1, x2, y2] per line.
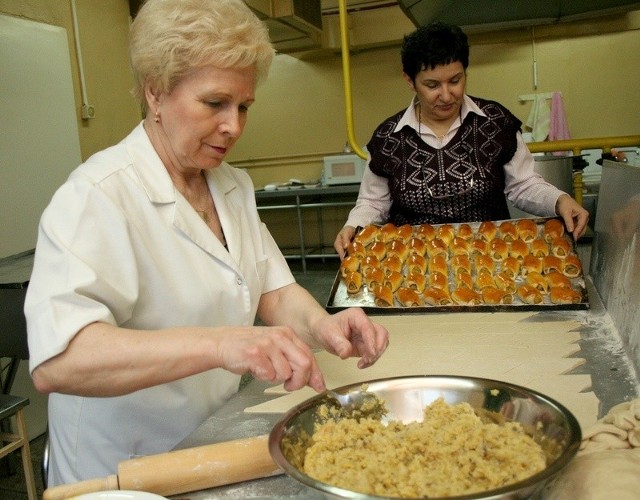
[326, 217, 589, 314]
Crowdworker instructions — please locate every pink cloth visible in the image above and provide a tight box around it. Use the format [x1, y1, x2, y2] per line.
[549, 92, 571, 156]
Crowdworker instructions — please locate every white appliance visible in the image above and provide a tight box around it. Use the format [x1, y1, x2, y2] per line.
[321, 153, 366, 185]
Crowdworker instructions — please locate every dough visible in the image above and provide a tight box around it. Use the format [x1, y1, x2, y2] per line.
[542, 448, 640, 500]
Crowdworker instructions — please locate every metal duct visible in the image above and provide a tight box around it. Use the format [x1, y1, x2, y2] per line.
[398, 0, 640, 31]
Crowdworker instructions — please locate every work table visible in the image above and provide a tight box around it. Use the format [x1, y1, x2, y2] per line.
[173, 276, 639, 499]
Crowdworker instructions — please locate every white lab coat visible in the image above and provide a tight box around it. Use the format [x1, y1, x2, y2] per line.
[24, 122, 294, 485]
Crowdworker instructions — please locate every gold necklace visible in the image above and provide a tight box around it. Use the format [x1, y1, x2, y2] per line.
[196, 209, 210, 224]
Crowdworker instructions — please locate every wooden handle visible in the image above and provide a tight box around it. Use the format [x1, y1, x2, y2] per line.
[43, 434, 283, 499]
[43, 475, 119, 500]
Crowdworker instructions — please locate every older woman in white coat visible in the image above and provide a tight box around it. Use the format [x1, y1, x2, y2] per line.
[25, 0, 388, 486]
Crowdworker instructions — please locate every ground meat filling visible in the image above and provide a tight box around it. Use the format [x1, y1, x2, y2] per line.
[302, 398, 547, 498]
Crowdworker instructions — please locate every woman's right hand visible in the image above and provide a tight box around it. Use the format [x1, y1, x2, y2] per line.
[334, 225, 356, 260]
[217, 325, 326, 392]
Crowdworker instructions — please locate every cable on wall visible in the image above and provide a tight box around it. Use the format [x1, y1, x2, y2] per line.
[70, 0, 94, 119]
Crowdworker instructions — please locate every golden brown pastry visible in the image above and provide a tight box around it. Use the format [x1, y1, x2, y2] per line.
[407, 237, 426, 256]
[340, 255, 360, 277]
[436, 224, 455, 245]
[478, 221, 498, 242]
[543, 218, 565, 243]
[381, 255, 403, 275]
[424, 237, 447, 258]
[545, 270, 572, 289]
[521, 255, 543, 277]
[396, 286, 422, 307]
[454, 269, 474, 289]
[429, 270, 449, 290]
[416, 223, 436, 241]
[451, 254, 472, 274]
[368, 241, 387, 261]
[346, 240, 366, 259]
[526, 271, 548, 293]
[407, 253, 428, 275]
[562, 254, 583, 278]
[498, 221, 518, 243]
[373, 284, 394, 307]
[404, 271, 427, 293]
[481, 286, 514, 305]
[360, 255, 381, 275]
[474, 254, 495, 274]
[450, 236, 471, 256]
[354, 224, 379, 246]
[516, 218, 538, 243]
[383, 270, 404, 292]
[451, 287, 482, 305]
[396, 224, 414, 243]
[345, 271, 363, 295]
[549, 286, 582, 304]
[542, 255, 563, 274]
[386, 239, 409, 262]
[456, 223, 474, 241]
[501, 256, 521, 279]
[470, 238, 489, 256]
[475, 268, 495, 290]
[363, 267, 385, 289]
[423, 287, 452, 306]
[516, 284, 544, 305]
[428, 254, 448, 275]
[494, 271, 516, 293]
[377, 222, 397, 242]
[531, 238, 550, 258]
[551, 236, 572, 258]
[489, 237, 509, 261]
[509, 239, 529, 261]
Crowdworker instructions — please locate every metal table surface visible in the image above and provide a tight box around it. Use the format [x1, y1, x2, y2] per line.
[173, 276, 639, 499]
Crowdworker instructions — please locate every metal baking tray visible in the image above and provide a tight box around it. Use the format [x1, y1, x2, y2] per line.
[326, 217, 589, 314]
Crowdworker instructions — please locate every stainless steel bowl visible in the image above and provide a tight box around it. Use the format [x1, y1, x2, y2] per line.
[269, 375, 581, 499]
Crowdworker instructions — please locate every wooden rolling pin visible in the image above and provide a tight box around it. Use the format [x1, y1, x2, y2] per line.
[43, 434, 283, 499]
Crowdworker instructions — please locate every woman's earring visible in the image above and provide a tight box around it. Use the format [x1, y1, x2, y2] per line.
[154, 110, 160, 123]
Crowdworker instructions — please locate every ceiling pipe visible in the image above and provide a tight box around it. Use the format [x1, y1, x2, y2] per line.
[338, 0, 367, 159]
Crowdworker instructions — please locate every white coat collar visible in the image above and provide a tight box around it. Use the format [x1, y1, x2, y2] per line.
[124, 122, 242, 267]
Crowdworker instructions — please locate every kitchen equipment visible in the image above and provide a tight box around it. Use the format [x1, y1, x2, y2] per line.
[270, 375, 581, 500]
[507, 155, 575, 219]
[321, 153, 366, 185]
[42, 435, 282, 500]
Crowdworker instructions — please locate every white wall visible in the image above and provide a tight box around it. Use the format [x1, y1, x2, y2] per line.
[0, 14, 82, 259]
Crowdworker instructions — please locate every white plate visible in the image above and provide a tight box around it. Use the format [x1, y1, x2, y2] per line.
[73, 491, 167, 500]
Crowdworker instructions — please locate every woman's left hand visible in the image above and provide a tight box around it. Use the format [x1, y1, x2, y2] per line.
[310, 308, 389, 369]
[555, 194, 590, 240]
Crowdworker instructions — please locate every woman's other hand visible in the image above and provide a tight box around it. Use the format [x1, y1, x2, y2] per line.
[310, 308, 389, 370]
[555, 194, 590, 240]
[334, 225, 357, 260]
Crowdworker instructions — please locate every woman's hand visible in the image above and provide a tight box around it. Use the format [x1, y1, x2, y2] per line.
[555, 194, 590, 240]
[216, 325, 326, 392]
[334, 225, 357, 260]
[309, 308, 389, 370]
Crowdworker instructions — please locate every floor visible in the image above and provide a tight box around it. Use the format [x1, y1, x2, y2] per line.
[0, 258, 340, 499]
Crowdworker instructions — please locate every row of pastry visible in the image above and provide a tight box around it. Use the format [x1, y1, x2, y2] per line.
[352, 218, 564, 248]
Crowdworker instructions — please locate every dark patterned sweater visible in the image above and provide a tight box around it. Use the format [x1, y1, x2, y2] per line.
[367, 96, 522, 225]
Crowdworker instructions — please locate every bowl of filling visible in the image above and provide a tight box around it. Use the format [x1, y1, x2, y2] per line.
[269, 375, 581, 499]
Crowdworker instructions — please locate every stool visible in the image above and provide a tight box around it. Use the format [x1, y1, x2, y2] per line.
[0, 394, 38, 500]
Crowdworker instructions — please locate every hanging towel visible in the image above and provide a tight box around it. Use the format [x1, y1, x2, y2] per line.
[549, 91, 571, 141]
[525, 93, 551, 142]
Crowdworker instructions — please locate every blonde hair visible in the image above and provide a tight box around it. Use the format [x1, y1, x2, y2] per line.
[129, 0, 274, 106]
